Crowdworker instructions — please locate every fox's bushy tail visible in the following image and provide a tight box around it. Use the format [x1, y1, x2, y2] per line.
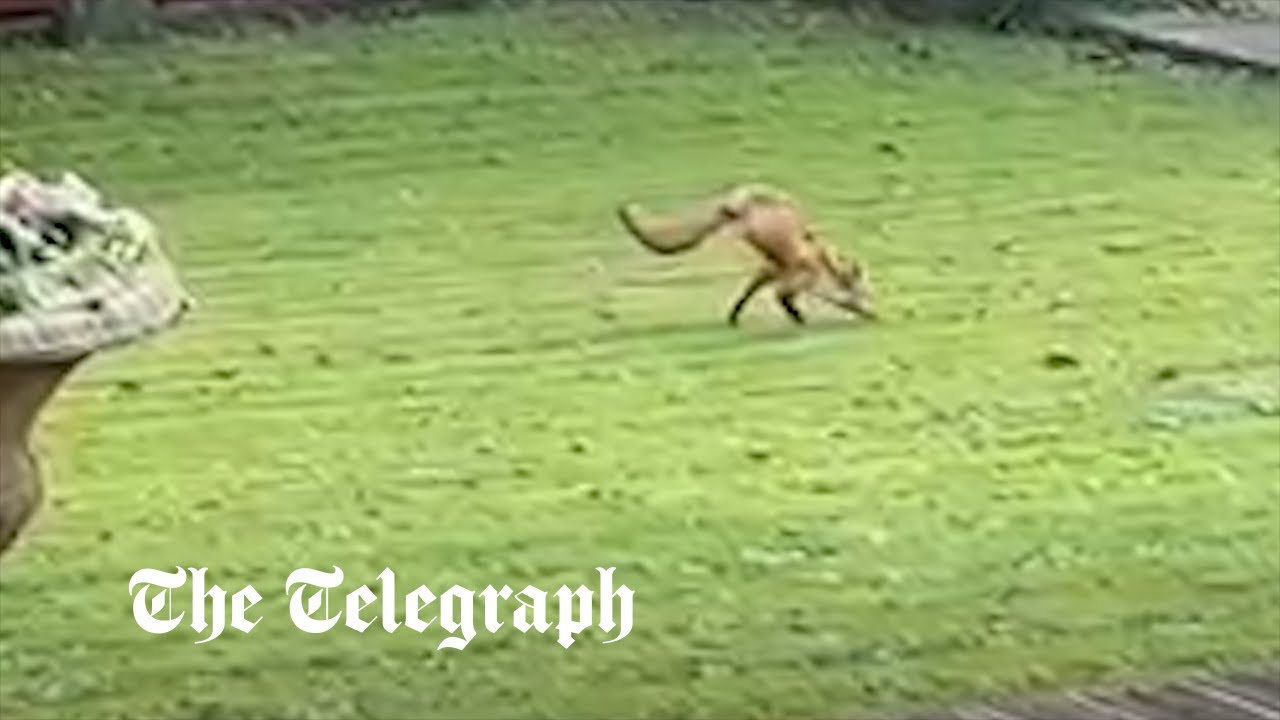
[615, 197, 731, 256]
[616, 183, 791, 256]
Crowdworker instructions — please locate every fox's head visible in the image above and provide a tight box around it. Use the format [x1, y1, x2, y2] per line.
[825, 250, 877, 320]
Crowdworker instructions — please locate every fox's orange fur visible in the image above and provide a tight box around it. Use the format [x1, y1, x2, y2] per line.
[616, 183, 876, 325]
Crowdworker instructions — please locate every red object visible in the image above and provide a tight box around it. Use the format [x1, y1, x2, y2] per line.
[0, 1, 290, 19]
[0, 1, 352, 27]
[0, 0, 62, 19]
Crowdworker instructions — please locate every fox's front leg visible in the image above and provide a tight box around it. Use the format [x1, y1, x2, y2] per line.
[728, 267, 775, 326]
[774, 268, 818, 325]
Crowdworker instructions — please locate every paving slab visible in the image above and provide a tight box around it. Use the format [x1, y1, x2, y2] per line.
[870, 662, 1280, 720]
[1064, 6, 1280, 71]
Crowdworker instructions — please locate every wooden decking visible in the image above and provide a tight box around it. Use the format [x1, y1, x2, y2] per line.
[884, 663, 1280, 720]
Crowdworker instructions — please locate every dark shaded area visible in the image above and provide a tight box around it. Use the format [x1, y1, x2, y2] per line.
[4, 0, 1271, 47]
[0, 0, 516, 45]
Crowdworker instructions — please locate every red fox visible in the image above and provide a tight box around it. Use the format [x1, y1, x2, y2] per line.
[616, 183, 876, 325]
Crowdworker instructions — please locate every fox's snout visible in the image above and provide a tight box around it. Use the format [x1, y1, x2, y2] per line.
[844, 276, 877, 320]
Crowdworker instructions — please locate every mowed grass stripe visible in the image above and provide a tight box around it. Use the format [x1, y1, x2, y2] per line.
[59, 325, 1272, 425]
[56, 302, 1278, 421]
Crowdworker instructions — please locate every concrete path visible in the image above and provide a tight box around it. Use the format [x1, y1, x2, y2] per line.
[877, 662, 1280, 720]
[1063, 5, 1280, 71]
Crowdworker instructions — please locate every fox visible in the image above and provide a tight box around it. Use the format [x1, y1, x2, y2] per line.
[616, 183, 876, 326]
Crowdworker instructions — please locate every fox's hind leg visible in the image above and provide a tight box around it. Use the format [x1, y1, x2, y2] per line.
[728, 267, 776, 326]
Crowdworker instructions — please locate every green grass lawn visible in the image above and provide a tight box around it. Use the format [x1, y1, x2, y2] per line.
[1, 3, 1278, 719]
